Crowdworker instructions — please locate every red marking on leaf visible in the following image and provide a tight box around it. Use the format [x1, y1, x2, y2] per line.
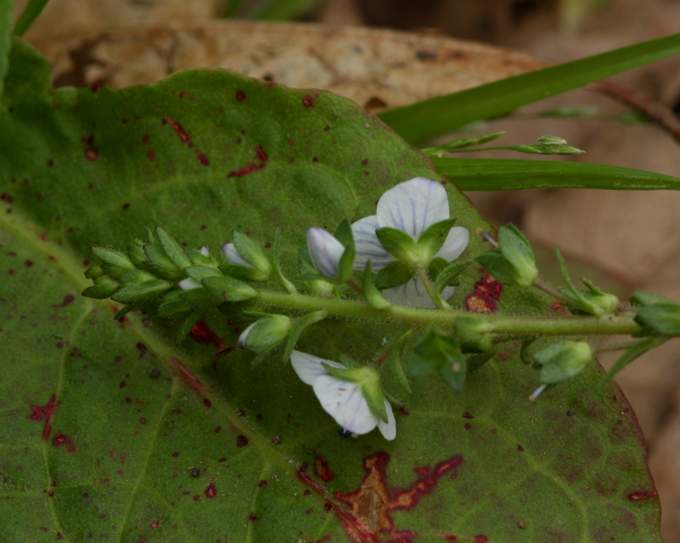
[204, 482, 217, 499]
[0, 192, 13, 203]
[465, 273, 503, 313]
[150, 519, 161, 529]
[314, 457, 335, 482]
[135, 342, 148, 358]
[146, 149, 156, 161]
[82, 135, 98, 161]
[142, 134, 150, 145]
[189, 321, 225, 350]
[29, 394, 57, 441]
[628, 489, 657, 501]
[517, 444, 525, 452]
[53, 294, 75, 309]
[299, 452, 463, 542]
[463, 411, 474, 419]
[464, 423, 472, 431]
[248, 513, 258, 522]
[235, 90, 247, 102]
[163, 116, 209, 166]
[236, 435, 249, 448]
[53, 433, 76, 453]
[227, 145, 269, 178]
[302, 95, 316, 108]
[473, 536, 489, 543]
[170, 357, 204, 396]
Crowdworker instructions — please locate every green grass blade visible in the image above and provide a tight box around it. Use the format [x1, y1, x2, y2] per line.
[432, 158, 680, 191]
[13, 0, 48, 37]
[0, 0, 13, 96]
[380, 33, 680, 144]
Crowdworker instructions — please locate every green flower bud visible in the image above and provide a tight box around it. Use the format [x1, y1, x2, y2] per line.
[92, 247, 135, 280]
[556, 251, 619, 316]
[498, 225, 538, 287]
[307, 278, 336, 297]
[238, 315, 292, 353]
[533, 341, 592, 385]
[112, 279, 172, 304]
[128, 239, 148, 268]
[635, 302, 680, 336]
[223, 232, 271, 281]
[84, 264, 103, 279]
[82, 275, 120, 299]
[202, 275, 258, 302]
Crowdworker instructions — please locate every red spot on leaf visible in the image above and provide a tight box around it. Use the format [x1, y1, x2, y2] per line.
[227, 145, 269, 178]
[0, 192, 13, 203]
[82, 135, 98, 161]
[235, 90, 247, 101]
[146, 149, 156, 161]
[302, 95, 316, 108]
[236, 435, 249, 448]
[465, 273, 503, 313]
[162, 116, 209, 166]
[474, 536, 489, 543]
[204, 482, 217, 499]
[314, 457, 335, 482]
[189, 321, 225, 350]
[53, 433, 76, 453]
[628, 489, 657, 501]
[53, 294, 75, 309]
[29, 394, 57, 441]
[135, 342, 148, 359]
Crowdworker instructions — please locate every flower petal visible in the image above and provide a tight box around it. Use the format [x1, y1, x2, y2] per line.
[377, 178, 449, 238]
[237, 321, 256, 348]
[290, 350, 344, 385]
[199, 246, 210, 257]
[351, 215, 393, 271]
[435, 226, 469, 262]
[313, 376, 377, 435]
[307, 228, 345, 279]
[223, 242, 250, 268]
[383, 276, 436, 308]
[179, 278, 201, 291]
[377, 400, 397, 440]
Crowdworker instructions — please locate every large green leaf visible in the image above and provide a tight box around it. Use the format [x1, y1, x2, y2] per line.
[380, 33, 680, 144]
[0, 0, 13, 95]
[432, 157, 680, 191]
[0, 40, 660, 542]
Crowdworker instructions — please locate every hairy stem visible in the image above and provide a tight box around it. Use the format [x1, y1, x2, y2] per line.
[253, 290, 643, 336]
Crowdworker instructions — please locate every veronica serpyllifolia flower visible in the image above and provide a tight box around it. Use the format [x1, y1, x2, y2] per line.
[291, 350, 396, 440]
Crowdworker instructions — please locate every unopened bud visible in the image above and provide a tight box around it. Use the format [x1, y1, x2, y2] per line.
[238, 315, 292, 353]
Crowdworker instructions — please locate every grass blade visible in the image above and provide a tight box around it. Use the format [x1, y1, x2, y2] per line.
[380, 33, 680, 144]
[432, 158, 680, 191]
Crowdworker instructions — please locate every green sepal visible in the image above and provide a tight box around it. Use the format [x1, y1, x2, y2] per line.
[185, 265, 222, 283]
[82, 276, 120, 299]
[84, 264, 103, 279]
[498, 224, 538, 287]
[422, 131, 506, 156]
[325, 365, 388, 423]
[272, 228, 297, 294]
[417, 218, 456, 260]
[432, 259, 469, 308]
[92, 246, 135, 279]
[188, 248, 217, 267]
[380, 332, 413, 399]
[375, 227, 418, 264]
[128, 239, 149, 268]
[156, 227, 192, 270]
[202, 275, 258, 302]
[111, 279, 172, 304]
[375, 261, 412, 289]
[157, 290, 194, 319]
[232, 231, 271, 281]
[476, 250, 516, 284]
[467, 351, 496, 373]
[556, 250, 619, 316]
[407, 330, 467, 391]
[362, 262, 390, 309]
[631, 291, 676, 307]
[144, 238, 183, 280]
[282, 310, 327, 362]
[335, 220, 356, 282]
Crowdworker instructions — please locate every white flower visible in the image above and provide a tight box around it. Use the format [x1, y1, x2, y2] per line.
[306, 227, 347, 280]
[352, 177, 469, 307]
[291, 350, 396, 440]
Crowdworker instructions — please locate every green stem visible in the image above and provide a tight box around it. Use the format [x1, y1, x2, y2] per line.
[13, 0, 49, 36]
[253, 289, 643, 336]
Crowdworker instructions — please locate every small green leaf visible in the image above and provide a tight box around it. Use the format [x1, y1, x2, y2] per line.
[431, 157, 680, 191]
[381, 33, 680, 143]
[282, 309, 327, 362]
[635, 303, 680, 336]
[432, 260, 469, 308]
[202, 275, 258, 302]
[185, 265, 221, 282]
[156, 227, 192, 270]
[272, 228, 297, 294]
[232, 231, 271, 280]
[476, 250, 516, 284]
[375, 261, 412, 289]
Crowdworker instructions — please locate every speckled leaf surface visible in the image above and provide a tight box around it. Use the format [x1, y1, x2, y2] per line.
[0, 40, 661, 542]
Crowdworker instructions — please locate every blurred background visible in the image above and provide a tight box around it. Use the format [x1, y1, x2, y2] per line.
[15, 0, 680, 538]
